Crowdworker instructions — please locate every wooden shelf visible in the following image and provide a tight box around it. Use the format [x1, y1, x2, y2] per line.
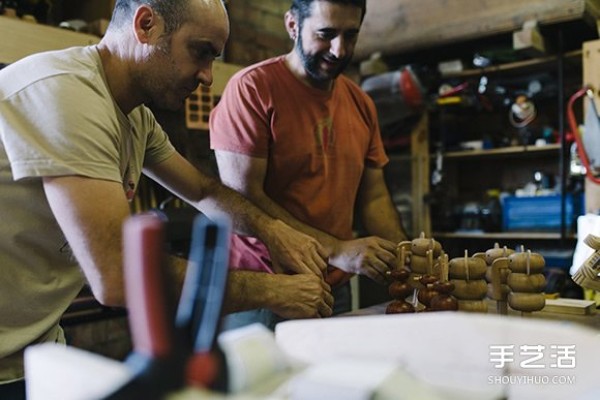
[441, 143, 561, 159]
[0, 16, 99, 63]
[354, 0, 599, 61]
[442, 49, 583, 78]
[434, 231, 576, 240]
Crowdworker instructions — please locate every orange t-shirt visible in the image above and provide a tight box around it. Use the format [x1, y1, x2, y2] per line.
[209, 56, 388, 287]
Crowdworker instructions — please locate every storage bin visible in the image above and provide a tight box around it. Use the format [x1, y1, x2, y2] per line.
[501, 194, 584, 231]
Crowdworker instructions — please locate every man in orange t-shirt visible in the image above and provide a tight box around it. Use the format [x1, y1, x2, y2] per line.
[210, 0, 408, 329]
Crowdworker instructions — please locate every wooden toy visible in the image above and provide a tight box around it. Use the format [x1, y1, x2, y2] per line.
[386, 268, 416, 314]
[448, 250, 488, 312]
[507, 247, 546, 315]
[429, 254, 458, 311]
[481, 243, 512, 316]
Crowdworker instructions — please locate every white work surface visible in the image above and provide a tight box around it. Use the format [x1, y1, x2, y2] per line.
[26, 312, 600, 400]
[274, 312, 600, 400]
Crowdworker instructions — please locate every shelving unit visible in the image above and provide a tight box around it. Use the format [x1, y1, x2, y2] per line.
[406, 29, 592, 260]
[442, 143, 560, 159]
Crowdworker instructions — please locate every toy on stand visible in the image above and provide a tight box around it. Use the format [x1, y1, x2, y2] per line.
[429, 253, 458, 311]
[507, 247, 546, 316]
[448, 251, 488, 312]
[386, 268, 416, 314]
[479, 243, 514, 315]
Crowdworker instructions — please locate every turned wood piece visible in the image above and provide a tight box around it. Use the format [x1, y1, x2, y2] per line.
[507, 249, 546, 314]
[396, 241, 411, 269]
[449, 250, 487, 312]
[385, 268, 415, 314]
[417, 273, 439, 309]
[485, 243, 515, 265]
[410, 232, 442, 257]
[429, 254, 458, 311]
[487, 257, 510, 315]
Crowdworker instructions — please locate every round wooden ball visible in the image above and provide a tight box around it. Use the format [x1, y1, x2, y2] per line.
[386, 300, 415, 314]
[388, 281, 413, 299]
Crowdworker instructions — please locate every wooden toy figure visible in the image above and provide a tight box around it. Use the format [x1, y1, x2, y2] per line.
[430, 253, 458, 311]
[449, 250, 488, 312]
[386, 268, 416, 314]
[507, 247, 546, 316]
[480, 243, 514, 316]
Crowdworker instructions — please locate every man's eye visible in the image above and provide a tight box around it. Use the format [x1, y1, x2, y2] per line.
[317, 32, 336, 40]
[344, 32, 358, 41]
[195, 50, 213, 61]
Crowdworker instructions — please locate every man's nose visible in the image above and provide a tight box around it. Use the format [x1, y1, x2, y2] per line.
[197, 63, 214, 87]
[330, 36, 346, 59]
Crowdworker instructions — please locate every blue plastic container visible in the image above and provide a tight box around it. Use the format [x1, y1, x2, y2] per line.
[501, 194, 584, 231]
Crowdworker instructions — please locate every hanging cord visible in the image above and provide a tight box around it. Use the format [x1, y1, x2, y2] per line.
[566, 86, 600, 184]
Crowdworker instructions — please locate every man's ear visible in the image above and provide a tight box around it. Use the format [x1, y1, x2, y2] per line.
[133, 5, 158, 43]
[284, 11, 298, 41]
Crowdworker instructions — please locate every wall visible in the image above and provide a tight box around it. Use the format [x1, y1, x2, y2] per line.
[226, 0, 291, 66]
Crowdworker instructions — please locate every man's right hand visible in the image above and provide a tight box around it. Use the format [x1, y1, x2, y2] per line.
[265, 219, 329, 277]
[268, 273, 334, 319]
[328, 237, 398, 285]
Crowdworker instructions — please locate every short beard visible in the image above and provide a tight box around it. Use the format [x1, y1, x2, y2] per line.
[296, 33, 350, 84]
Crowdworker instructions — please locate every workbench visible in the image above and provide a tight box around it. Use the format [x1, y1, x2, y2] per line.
[342, 298, 600, 330]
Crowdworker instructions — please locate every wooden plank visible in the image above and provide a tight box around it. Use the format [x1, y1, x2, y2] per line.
[0, 16, 99, 64]
[541, 298, 597, 315]
[355, 0, 598, 60]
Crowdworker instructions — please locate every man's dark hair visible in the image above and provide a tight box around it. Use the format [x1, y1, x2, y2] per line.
[290, 0, 367, 24]
[109, 0, 192, 34]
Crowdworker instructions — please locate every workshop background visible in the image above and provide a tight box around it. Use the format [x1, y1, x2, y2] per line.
[2, 0, 600, 370]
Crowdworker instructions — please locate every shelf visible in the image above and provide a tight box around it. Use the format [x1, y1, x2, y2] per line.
[442, 49, 582, 78]
[440, 143, 560, 159]
[0, 16, 99, 63]
[434, 231, 576, 240]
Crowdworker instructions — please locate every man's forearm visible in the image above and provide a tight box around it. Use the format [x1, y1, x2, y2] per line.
[361, 194, 408, 243]
[222, 270, 278, 314]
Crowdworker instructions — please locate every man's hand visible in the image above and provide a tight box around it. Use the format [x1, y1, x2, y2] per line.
[329, 237, 398, 285]
[265, 219, 328, 276]
[268, 274, 334, 319]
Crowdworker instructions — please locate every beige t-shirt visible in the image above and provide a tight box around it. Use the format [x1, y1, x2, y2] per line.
[0, 46, 175, 382]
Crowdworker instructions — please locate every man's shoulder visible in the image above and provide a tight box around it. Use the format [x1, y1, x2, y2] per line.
[232, 56, 285, 83]
[0, 46, 100, 98]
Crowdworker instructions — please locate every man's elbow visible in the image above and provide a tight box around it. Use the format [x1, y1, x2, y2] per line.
[90, 285, 126, 308]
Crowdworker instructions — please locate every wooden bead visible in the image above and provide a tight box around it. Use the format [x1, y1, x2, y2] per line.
[388, 268, 410, 282]
[410, 233, 442, 257]
[508, 253, 545, 274]
[430, 294, 459, 311]
[388, 281, 413, 299]
[448, 257, 487, 280]
[507, 273, 546, 293]
[508, 292, 546, 312]
[386, 300, 415, 314]
[410, 254, 433, 274]
[485, 243, 515, 265]
[433, 281, 455, 294]
[450, 279, 488, 300]
[457, 300, 488, 313]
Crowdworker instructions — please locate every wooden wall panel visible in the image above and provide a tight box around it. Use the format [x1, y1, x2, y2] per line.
[226, 0, 599, 65]
[0, 16, 99, 64]
[355, 0, 599, 60]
